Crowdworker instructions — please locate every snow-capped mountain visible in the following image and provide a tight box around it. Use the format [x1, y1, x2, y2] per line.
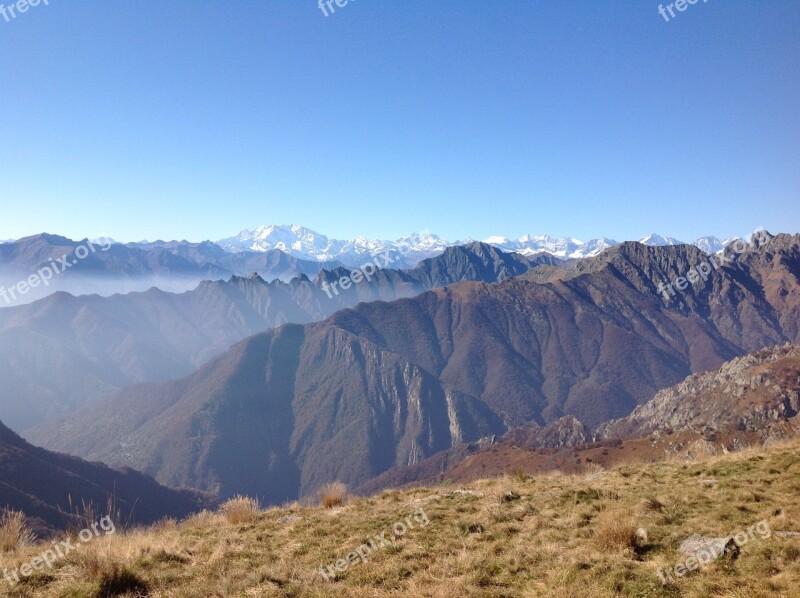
[217, 225, 746, 266]
[570, 237, 619, 258]
[485, 234, 587, 258]
[639, 233, 684, 247]
[693, 235, 745, 254]
[217, 225, 449, 268]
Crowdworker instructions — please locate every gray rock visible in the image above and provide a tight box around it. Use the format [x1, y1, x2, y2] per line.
[678, 534, 740, 563]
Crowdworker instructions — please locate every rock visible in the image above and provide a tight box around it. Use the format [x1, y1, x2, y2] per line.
[636, 527, 649, 544]
[678, 534, 740, 563]
[276, 515, 302, 524]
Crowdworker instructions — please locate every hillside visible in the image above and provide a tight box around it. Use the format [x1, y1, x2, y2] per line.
[1, 439, 798, 597]
[361, 343, 800, 493]
[0, 421, 214, 536]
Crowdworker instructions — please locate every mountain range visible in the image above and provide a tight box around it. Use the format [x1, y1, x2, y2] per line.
[1, 243, 558, 431]
[0, 233, 342, 306]
[216, 224, 745, 261]
[0, 228, 749, 308]
[29, 233, 800, 503]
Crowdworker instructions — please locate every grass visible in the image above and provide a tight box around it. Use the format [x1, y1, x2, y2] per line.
[0, 511, 35, 553]
[594, 514, 639, 551]
[1, 439, 799, 596]
[217, 495, 261, 524]
[318, 481, 348, 509]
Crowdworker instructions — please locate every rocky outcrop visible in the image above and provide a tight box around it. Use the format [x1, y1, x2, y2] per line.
[598, 343, 800, 441]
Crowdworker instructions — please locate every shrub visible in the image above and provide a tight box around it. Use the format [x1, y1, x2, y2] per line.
[318, 482, 348, 509]
[218, 495, 261, 524]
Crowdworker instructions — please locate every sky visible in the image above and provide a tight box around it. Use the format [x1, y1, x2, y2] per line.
[1, 0, 798, 244]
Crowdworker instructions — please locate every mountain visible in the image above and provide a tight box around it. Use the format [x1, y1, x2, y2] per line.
[484, 234, 623, 259]
[123, 239, 342, 280]
[482, 234, 586, 258]
[217, 224, 450, 268]
[0, 420, 212, 534]
[32, 233, 800, 502]
[2, 243, 552, 432]
[0, 234, 341, 307]
[639, 233, 684, 246]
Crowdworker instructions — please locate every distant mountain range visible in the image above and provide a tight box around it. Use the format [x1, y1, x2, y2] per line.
[31, 233, 800, 503]
[0, 228, 751, 307]
[216, 224, 747, 261]
[0, 233, 341, 306]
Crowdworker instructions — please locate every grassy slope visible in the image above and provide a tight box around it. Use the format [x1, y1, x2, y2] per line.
[2, 439, 800, 597]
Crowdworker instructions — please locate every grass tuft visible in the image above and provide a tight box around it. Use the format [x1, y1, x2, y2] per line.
[318, 482, 348, 509]
[594, 514, 640, 551]
[0, 509, 36, 552]
[218, 495, 261, 524]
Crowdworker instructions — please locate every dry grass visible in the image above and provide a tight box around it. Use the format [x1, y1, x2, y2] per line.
[218, 495, 261, 524]
[318, 481, 348, 509]
[2, 439, 800, 597]
[0, 510, 35, 553]
[594, 513, 639, 551]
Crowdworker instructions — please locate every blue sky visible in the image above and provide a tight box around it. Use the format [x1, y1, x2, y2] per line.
[1, 0, 798, 243]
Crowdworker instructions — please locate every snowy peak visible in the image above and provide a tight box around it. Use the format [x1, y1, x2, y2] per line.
[217, 225, 447, 267]
[481, 234, 613, 259]
[694, 236, 725, 254]
[639, 233, 684, 246]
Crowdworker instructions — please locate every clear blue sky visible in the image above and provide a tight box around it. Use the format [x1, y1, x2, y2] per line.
[1, 0, 798, 243]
